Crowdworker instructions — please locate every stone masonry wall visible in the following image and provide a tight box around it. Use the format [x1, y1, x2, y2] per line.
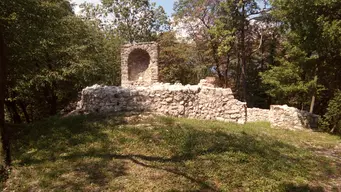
[269, 105, 319, 130]
[247, 108, 270, 122]
[76, 83, 247, 124]
[247, 105, 319, 129]
[75, 83, 318, 130]
[121, 42, 159, 87]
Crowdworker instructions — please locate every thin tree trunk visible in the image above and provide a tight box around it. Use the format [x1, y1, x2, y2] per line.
[0, 24, 11, 167]
[19, 101, 30, 123]
[49, 91, 58, 116]
[224, 55, 230, 88]
[241, 3, 247, 103]
[309, 67, 318, 113]
[309, 95, 316, 113]
[236, 51, 241, 96]
[50, 82, 58, 116]
[260, 37, 265, 70]
[5, 101, 22, 124]
[211, 43, 224, 87]
[43, 84, 58, 116]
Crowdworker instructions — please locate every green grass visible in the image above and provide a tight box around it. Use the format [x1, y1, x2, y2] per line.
[2, 113, 341, 191]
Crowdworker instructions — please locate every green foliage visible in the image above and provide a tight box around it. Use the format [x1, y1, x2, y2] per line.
[321, 90, 341, 134]
[264, 0, 341, 113]
[3, 114, 341, 191]
[101, 0, 170, 43]
[158, 32, 209, 84]
[2, 0, 121, 122]
[260, 43, 316, 107]
[2, 0, 341, 137]
[174, 0, 277, 106]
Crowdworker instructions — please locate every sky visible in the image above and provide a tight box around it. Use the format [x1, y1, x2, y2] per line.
[71, 0, 176, 16]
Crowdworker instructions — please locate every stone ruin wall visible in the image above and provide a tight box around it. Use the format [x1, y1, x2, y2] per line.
[247, 108, 270, 122]
[75, 83, 319, 130]
[247, 106, 318, 129]
[76, 83, 247, 124]
[269, 105, 319, 130]
[121, 42, 159, 87]
[73, 42, 319, 130]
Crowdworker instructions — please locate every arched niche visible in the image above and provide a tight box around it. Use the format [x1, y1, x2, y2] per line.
[128, 49, 150, 81]
[121, 42, 159, 87]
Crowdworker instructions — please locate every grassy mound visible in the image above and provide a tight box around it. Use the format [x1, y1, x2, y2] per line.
[2, 113, 341, 191]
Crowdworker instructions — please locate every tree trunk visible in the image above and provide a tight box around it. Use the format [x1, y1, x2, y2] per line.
[43, 84, 58, 116]
[0, 24, 11, 167]
[241, 3, 247, 103]
[49, 82, 58, 116]
[236, 50, 241, 96]
[309, 67, 318, 113]
[5, 101, 22, 124]
[19, 101, 30, 123]
[211, 42, 224, 87]
[49, 91, 58, 116]
[260, 36, 265, 70]
[309, 95, 316, 113]
[224, 55, 230, 88]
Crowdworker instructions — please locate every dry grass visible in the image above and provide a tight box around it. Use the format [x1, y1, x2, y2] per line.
[2, 113, 341, 191]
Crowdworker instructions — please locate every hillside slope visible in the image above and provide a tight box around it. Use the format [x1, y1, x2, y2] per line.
[3, 113, 341, 191]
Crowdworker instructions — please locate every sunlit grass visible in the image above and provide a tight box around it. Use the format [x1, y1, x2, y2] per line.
[2, 113, 341, 191]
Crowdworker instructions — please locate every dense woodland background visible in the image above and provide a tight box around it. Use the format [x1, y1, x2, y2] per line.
[0, 0, 341, 167]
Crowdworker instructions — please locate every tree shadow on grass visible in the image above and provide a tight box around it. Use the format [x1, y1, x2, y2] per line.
[9, 113, 129, 191]
[9, 114, 341, 191]
[281, 183, 325, 192]
[113, 117, 340, 191]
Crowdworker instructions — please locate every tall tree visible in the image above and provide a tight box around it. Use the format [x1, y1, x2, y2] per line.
[0, 20, 10, 167]
[174, 0, 223, 85]
[100, 0, 170, 43]
[158, 31, 209, 84]
[261, 0, 341, 113]
[174, 0, 270, 103]
[2, 0, 121, 122]
[0, 0, 11, 168]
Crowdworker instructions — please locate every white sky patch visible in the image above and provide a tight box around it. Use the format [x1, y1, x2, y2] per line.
[70, 0, 101, 14]
[70, 0, 176, 16]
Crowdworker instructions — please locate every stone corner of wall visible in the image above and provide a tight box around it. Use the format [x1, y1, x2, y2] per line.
[268, 104, 319, 130]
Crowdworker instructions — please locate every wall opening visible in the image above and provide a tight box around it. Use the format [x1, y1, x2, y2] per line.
[128, 49, 150, 81]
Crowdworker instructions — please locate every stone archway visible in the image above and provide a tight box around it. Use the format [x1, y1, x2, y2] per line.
[128, 49, 150, 81]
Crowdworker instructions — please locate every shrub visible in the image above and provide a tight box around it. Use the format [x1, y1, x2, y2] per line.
[321, 90, 341, 134]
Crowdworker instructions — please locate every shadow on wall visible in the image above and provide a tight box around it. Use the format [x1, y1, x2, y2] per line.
[128, 49, 150, 81]
[121, 42, 159, 87]
[269, 105, 319, 130]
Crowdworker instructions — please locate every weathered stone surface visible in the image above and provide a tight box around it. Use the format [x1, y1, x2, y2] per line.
[247, 108, 270, 122]
[121, 42, 159, 87]
[100, 42, 321, 129]
[75, 83, 247, 124]
[269, 105, 319, 130]
[247, 106, 318, 130]
[74, 84, 318, 130]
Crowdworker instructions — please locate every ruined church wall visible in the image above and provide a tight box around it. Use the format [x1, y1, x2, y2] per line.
[75, 84, 318, 129]
[121, 42, 159, 87]
[247, 108, 270, 122]
[76, 83, 247, 124]
[247, 105, 318, 129]
[269, 105, 319, 130]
